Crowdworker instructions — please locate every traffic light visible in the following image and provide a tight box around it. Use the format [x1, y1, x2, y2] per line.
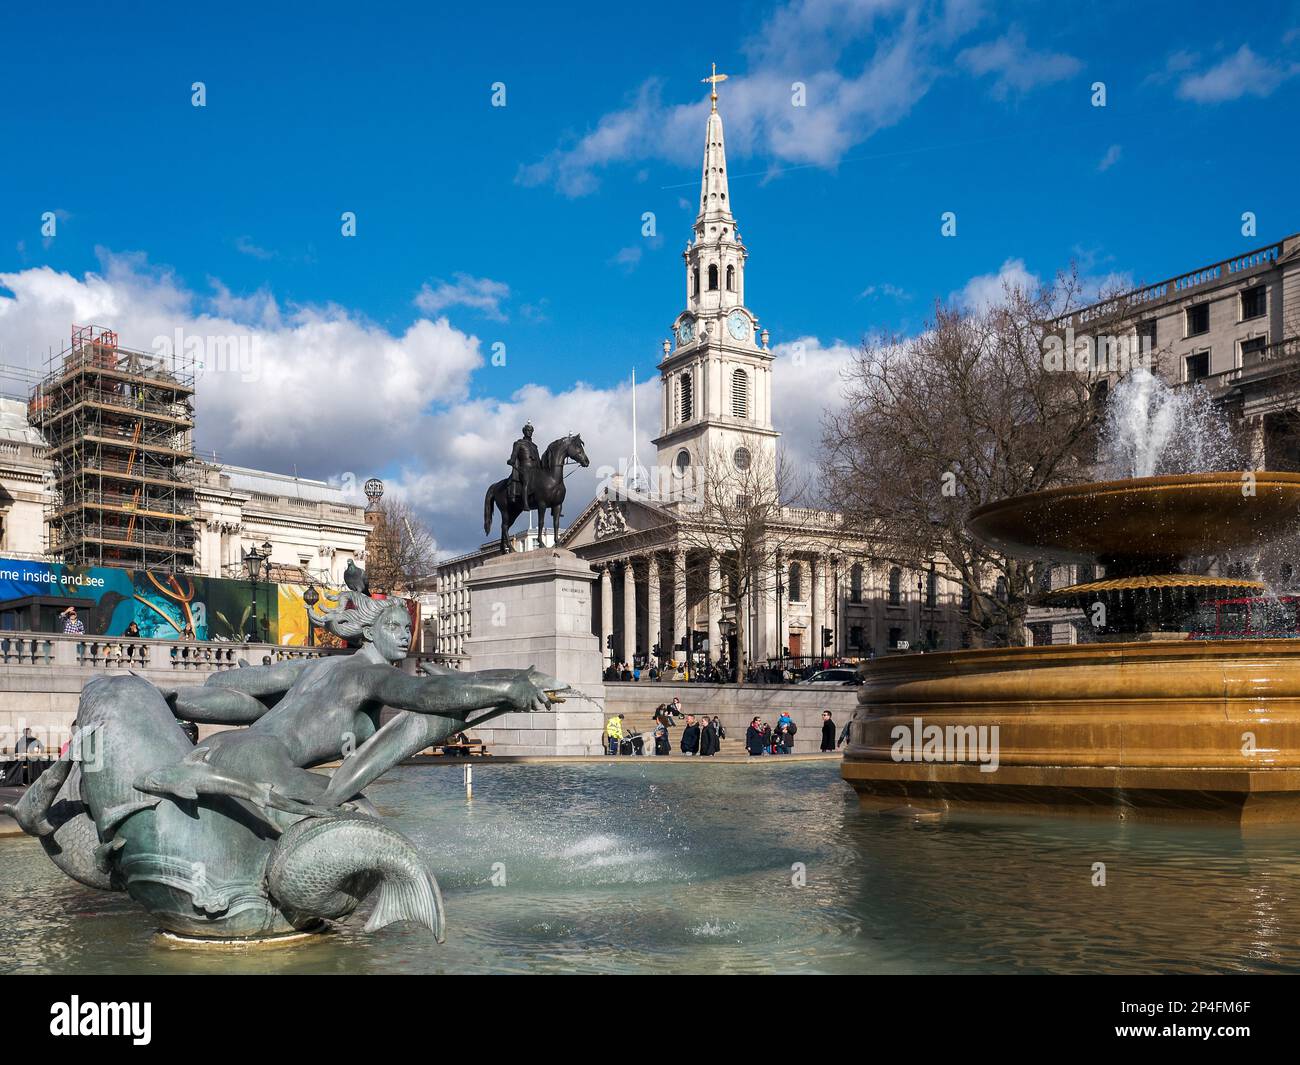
[652, 643, 661, 659]
[822, 626, 833, 648]
[606, 634, 614, 650]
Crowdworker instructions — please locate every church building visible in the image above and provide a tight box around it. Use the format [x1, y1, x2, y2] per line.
[434, 78, 969, 669]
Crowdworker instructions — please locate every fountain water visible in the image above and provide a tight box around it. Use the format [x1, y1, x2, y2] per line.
[1099, 367, 1244, 480]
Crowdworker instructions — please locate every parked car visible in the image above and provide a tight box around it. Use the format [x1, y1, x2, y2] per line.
[803, 668, 862, 686]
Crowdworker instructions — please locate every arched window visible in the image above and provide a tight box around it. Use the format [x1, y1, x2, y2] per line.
[707, 264, 719, 291]
[788, 562, 802, 603]
[888, 566, 902, 606]
[678, 372, 693, 422]
[726, 264, 735, 291]
[850, 563, 863, 603]
[926, 569, 938, 608]
[692, 266, 699, 297]
[731, 368, 749, 418]
[995, 576, 1008, 602]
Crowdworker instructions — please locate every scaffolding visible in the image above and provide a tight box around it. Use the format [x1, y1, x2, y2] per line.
[30, 324, 197, 572]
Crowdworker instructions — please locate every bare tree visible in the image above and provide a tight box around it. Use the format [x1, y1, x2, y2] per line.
[821, 271, 1117, 647]
[671, 433, 818, 681]
[365, 497, 437, 595]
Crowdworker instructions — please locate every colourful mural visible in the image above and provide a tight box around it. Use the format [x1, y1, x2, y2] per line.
[0, 557, 418, 647]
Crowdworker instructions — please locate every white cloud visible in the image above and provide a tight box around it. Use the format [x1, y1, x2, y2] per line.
[0, 252, 483, 497]
[953, 257, 1040, 311]
[234, 236, 275, 261]
[1176, 44, 1299, 103]
[609, 246, 642, 271]
[956, 27, 1081, 99]
[413, 273, 510, 321]
[860, 282, 910, 301]
[1097, 144, 1121, 172]
[519, 1, 974, 196]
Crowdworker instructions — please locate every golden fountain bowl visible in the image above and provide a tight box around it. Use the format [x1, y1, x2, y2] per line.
[967, 471, 1300, 564]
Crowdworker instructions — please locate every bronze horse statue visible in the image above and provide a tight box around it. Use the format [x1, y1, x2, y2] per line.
[484, 433, 589, 553]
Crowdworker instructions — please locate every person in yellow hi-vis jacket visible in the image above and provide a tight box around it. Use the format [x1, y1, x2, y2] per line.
[606, 714, 624, 756]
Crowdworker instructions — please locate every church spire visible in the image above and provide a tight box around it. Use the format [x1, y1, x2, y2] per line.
[695, 65, 735, 238]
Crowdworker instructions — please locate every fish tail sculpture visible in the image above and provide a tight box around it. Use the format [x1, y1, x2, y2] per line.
[3, 751, 120, 891]
[266, 814, 447, 942]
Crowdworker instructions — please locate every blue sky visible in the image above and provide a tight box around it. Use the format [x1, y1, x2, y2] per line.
[1, 0, 1297, 553]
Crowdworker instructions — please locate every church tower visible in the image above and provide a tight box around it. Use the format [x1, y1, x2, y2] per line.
[653, 67, 779, 497]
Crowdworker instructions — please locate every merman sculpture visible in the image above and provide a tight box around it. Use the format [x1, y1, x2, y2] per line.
[5, 588, 567, 941]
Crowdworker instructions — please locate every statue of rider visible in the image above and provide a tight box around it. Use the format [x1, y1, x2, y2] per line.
[508, 421, 541, 509]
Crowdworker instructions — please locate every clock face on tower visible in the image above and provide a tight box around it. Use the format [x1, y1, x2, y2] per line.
[677, 318, 695, 345]
[727, 310, 750, 341]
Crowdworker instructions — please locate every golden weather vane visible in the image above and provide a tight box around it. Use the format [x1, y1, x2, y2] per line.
[701, 62, 728, 112]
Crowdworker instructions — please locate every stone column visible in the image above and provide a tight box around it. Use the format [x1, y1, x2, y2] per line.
[600, 563, 613, 666]
[1249, 415, 1267, 469]
[764, 548, 781, 663]
[622, 558, 637, 664]
[810, 554, 823, 662]
[707, 554, 722, 664]
[673, 548, 686, 664]
[646, 553, 661, 663]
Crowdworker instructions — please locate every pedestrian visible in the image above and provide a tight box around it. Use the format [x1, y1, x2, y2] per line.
[680, 714, 700, 756]
[605, 713, 623, 756]
[59, 606, 84, 635]
[821, 710, 837, 752]
[653, 722, 671, 755]
[745, 716, 765, 756]
[124, 620, 140, 638]
[838, 718, 853, 748]
[670, 696, 684, 720]
[15, 727, 43, 755]
[698, 716, 717, 756]
[712, 716, 726, 748]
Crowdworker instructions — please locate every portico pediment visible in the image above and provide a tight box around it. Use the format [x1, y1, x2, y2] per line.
[562, 491, 676, 552]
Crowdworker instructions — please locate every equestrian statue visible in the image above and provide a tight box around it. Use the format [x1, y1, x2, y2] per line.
[484, 421, 589, 553]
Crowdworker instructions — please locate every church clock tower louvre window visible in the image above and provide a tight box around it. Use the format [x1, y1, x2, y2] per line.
[732, 368, 749, 418]
[679, 372, 693, 422]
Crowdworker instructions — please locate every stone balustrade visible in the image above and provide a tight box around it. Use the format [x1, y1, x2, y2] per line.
[0, 631, 349, 747]
[0, 631, 342, 673]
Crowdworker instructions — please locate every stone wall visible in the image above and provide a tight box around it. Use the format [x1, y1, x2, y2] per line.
[604, 681, 859, 755]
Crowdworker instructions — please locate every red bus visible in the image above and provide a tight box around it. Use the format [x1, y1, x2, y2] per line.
[1188, 596, 1300, 640]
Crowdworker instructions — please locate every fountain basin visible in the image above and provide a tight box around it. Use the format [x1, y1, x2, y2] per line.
[842, 639, 1300, 824]
[967, 471, 1300, 566]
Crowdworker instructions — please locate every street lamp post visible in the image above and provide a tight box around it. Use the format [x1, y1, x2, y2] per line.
[303, 582, 319, 648]
[244, 539, 273, 643]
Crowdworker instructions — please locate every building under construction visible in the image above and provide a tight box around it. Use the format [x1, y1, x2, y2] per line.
[29, 325, 197, 572]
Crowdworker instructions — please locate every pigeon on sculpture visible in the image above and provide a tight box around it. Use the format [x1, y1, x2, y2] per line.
[344, 559, 370, 597]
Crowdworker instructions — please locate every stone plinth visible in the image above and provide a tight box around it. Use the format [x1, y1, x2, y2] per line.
[462, 548, 605, 756]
